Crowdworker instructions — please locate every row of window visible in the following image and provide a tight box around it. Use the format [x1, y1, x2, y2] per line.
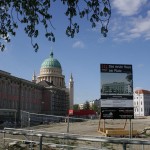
[41, 68, 60, 74]
[134, 108, 143, 112]
[134, 101, 143, 105]
[0, 82, 42, 100]
[134, 107, 150, 114]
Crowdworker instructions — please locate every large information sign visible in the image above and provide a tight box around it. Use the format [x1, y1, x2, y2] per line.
[100, 64, 134, 119]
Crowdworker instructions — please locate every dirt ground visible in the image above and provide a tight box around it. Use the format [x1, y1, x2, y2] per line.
[29, 116, 150, 136]
[1, 116, 150, 149]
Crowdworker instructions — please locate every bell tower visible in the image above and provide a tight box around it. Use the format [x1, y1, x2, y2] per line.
[69, 73, 74, 109]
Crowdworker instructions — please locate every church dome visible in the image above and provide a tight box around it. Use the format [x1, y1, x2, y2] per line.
[41, 52, 61, 69]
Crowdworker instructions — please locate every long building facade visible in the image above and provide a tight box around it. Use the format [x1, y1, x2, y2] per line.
[0, 52, 74, 121]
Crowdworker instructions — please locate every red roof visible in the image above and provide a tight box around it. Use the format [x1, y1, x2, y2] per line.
[135, 89, 150, 94]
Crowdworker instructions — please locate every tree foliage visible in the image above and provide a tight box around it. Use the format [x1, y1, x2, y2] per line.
[83, 101, 90, 110]
[0, 0, 111, 51]
[91, 103, 100, 114]
[73, 104, 79, 110]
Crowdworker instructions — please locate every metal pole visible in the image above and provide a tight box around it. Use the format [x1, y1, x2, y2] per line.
[67, 115, 69, 133]
[130, 119, 131, 138]
[123, 143, 126, 150]
[98, 113, 101, 131]
[131, 121, 133, 138]
[129, 122, 133, 150]
[31, 130, 33, 150]
[39, 135, 42, 150]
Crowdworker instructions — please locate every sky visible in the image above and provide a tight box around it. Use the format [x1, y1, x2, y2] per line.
[1, 0, 150, 104]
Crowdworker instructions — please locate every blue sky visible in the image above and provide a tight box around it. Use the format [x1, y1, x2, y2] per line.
[1, 0, 150, 104]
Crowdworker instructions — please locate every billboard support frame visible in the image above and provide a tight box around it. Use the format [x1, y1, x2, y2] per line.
[97, 116, 135, 137]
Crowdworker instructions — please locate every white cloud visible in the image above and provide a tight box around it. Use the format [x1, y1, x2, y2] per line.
[89, 1, 150, 42]
[72, 41, 85, 49]
[110, 10, 150, 42]
[112, 0, 147, 16]
[129, 13, 150, 36]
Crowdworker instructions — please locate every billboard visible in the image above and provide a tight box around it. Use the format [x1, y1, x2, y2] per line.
[100, 64, 134, 119]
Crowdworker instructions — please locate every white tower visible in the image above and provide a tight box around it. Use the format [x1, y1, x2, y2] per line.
[32, 71, 37, 83]
[69, 73, 74, 109]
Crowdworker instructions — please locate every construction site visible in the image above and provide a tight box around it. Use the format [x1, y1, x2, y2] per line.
[1, 114, 150, 150]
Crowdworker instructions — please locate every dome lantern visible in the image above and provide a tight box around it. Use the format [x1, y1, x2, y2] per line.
[50, 52, 53, 58]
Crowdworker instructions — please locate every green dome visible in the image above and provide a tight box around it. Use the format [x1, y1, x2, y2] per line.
[41, 52, 61, 69]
